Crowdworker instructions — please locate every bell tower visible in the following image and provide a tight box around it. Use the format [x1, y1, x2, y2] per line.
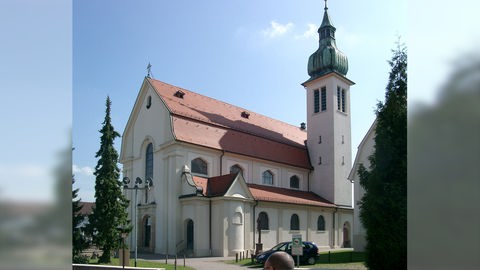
[302, 1, 354, 207]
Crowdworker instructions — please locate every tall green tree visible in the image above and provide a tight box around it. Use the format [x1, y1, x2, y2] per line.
[358, 42, 407, 270]
[72, 173, 89, 263]
[88, 97, 130, 263]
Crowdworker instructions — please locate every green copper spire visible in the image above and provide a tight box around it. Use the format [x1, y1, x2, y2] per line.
[307, 1, 348, 79]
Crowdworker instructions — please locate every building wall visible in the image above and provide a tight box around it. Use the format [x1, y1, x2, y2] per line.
[304, 74, 353, 207]
[351, 122, 376, 251]
[222, 153, 310, 190]
[124, 135, 354, 256]
[180, 198, 210, 256]
[254, 202, 351, 250]
[121, 82, 175, 252]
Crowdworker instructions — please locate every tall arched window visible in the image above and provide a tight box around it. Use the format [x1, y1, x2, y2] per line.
[145, 143, 153, 203]
[317, 215, 325, 231]
[290, 214, 300, 230]
[290, 175, 299, 189]
[262, 170, 273, 185]
[191, 158, 207, 176]
[258, 212, 269, 230]
[230, 164, 243, 176]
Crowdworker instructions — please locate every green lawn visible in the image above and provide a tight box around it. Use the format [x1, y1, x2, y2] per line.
[88, 258, 195, 270]
[228, 250, 366, 269]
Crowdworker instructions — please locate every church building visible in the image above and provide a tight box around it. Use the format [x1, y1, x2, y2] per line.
[120, 4, 355, 257]
[349, 120, 376, 252]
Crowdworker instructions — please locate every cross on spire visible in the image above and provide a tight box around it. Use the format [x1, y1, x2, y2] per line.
[324, 0, 328, 11]
[146, 62, 152, 78]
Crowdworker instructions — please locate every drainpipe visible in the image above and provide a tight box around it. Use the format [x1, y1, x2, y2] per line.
[252, 200, 258, 250]
[209, 199, 212, 255]
[307, 170, 311, 192]
[332, 207, 338, 248]
[220, 150, 225, 175]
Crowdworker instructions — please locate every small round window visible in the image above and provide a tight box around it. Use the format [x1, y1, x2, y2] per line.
[146, 95, 152, 109]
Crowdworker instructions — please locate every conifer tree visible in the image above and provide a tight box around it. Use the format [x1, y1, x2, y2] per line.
[72, 174, 88, 263]
[88, 96, 130, 263]
[358, 42, 407, 270]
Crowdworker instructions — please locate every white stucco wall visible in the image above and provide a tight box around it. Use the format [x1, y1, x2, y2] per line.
[307, 210, 332, 249]
[304, 74, 353, 207]
[180, 198, 210, 256]
[350, 121, 376, 251]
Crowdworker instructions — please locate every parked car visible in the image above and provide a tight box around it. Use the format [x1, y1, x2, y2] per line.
[255, 241, 319, 265]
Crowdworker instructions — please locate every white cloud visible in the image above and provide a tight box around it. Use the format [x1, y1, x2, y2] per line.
[295, 23, 318, 40]
[72, 164, 94, 176]
[262, 21, 294, 38]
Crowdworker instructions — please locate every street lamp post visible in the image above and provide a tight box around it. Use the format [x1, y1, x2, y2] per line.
[116, 226, 128, 269]
[123, 176, 153, 267]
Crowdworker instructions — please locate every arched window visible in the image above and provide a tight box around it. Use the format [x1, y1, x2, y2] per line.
[191, 158, 207, 176]
[290, 214, 300, 230]
[343, 222, 351, 248]
[257, 212, 269, 230]
[145, 143, 153, 178]
[290, 175, 299, 189]
[146, 95, 152, 109]
[230, 164, 243, 176]
[317, 215, 325, 231]
[262, 170, 273, 185]
[145, 143, 153, 203]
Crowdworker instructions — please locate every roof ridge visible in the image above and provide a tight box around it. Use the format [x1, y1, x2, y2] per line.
[173, 114, 306, 149]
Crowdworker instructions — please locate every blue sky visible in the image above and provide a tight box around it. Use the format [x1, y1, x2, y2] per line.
[2, 0, 479, 204]
[0, 0, 71, 202]
[72, 0, 407, 202]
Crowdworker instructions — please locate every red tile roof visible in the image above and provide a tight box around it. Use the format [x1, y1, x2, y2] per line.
[193, 174, 237, 197]
[192, 175, 335, 208]
[78, 202, 94, 215]
[192, 176, 208, 196]
[207, 174, 237, 196]
[148, 78, 312, 169]
[248, 184, 335, 207]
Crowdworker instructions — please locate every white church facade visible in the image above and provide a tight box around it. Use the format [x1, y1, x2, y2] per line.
[349, 120, 376, 252]
[120, 4, 355, 257]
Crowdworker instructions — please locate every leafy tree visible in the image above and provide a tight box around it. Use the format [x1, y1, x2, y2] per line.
[358, 42, 407, 270]
[72, 173, 89, 263]
[88, 97, 130, 263]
